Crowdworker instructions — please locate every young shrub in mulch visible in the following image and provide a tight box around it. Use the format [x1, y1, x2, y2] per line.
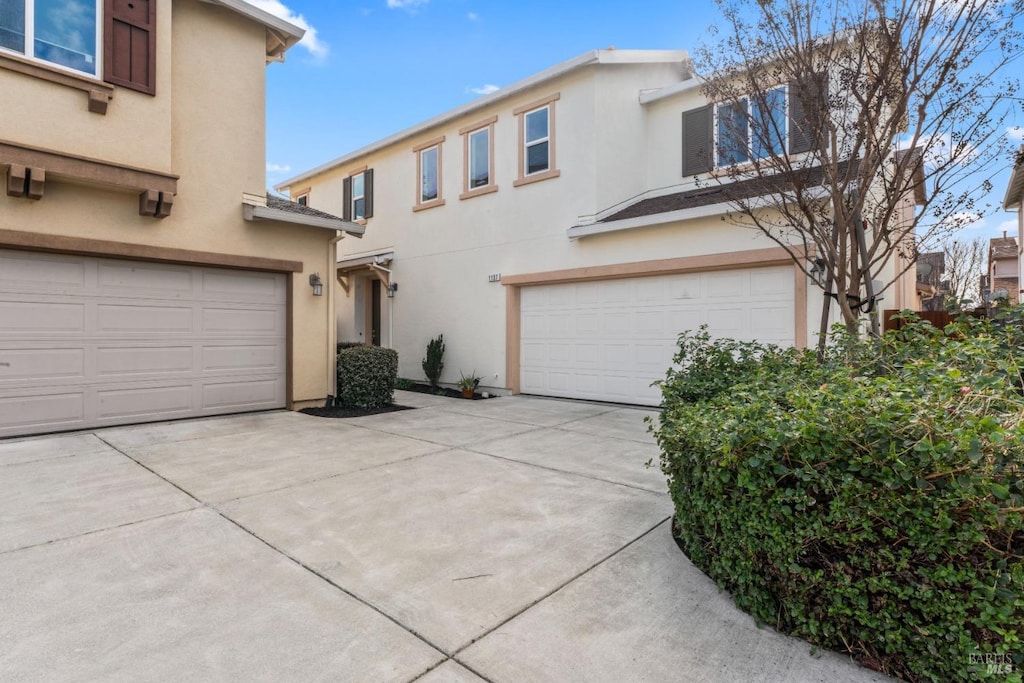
[653, 313, 1023, 682]
[337, 345, 398, 410]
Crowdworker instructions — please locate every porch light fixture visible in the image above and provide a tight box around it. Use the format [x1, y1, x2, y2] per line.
[387, 283, 398, 298]
[808, 258, 827, 287]
[309, 272, 323, 296]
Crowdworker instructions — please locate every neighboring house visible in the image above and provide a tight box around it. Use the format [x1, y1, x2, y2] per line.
[916, 251, 946, 311]
[985, 234, 1020, 305]
[0, 0, 360, 438]
[278, 48, 917, 407]
[1001, 145, 1024, 301]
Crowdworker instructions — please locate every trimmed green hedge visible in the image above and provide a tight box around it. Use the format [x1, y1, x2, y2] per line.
[654, 312, 1023, 682]
[337, 345, 398, 409]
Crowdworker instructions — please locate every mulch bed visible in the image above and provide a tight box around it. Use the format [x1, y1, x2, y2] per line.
[398, 382, 498, 400]
[300, 404, 414, 419]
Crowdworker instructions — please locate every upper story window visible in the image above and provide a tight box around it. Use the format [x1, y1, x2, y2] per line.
[459, 115, 497, 200]
[343, 168, 374, 221]
[412, 135, 445, 211]
[0, 0, 99, 75]
[295, 194, 308, 207]
[682, 78, 824, 177]
[513, 93, 561, 187]
[0, 0, 156, 94]
[524, 106, 550, 175]
[715, 86, 787, 167]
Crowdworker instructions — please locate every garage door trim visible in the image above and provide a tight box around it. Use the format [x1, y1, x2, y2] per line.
[504, 246, 808, 394]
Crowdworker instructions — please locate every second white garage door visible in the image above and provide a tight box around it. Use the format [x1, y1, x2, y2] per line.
[520, 266, 795, 406]
[0, 249, 288, 438]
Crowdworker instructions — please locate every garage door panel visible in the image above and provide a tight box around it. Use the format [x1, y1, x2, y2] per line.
[521, 266, 795, 407]
[96, 346, 194, 377]
[97, 262, 194, 297]
[96, 384, 195, 420]
[0, 253, 86, 292]
[202, 345, 283, 372]
[0, 392, 85, 431]
[0, 348, 85, 382]
[1, 300, 86, 334]
[201, 270, 284, 303]
[0, 250, 287, 437]
[202, 307, 281, 335]
[97, 304, 194, 333]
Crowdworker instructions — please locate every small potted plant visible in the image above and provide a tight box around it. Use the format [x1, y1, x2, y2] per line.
[457, 370, 481, 399]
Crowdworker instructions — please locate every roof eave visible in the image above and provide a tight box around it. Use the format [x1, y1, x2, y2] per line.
[1003, 147, 1024, 210]
[199, 0, 304, 59]
[243, 204, 365, 237]
[276, 49, 691, 191]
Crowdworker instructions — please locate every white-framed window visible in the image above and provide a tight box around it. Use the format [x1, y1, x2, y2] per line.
[468, 128, 490, 189]
[523, 105, 550, 176]
[419, 145, 439, 202]
[412, 135, 445, 211]
[715, 85, 788, 167]
[459, 115, 497, 200]
[343, 168, 372, 221]
[0, 0, 100, 76]
[513, 93, 560, 187]
[295, 194, 308, 207]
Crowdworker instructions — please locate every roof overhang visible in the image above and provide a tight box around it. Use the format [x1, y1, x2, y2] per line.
[276, 49, 691, 190]
[336, 250, 395, 295]
[242, 194, 364, 236]
[1003, 145, 1024, 210]
[199, 0, 305, 62]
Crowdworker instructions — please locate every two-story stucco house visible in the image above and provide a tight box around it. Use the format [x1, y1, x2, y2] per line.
[1001, 146, 1024, 302]
[278, 48, 917, 407]
[0, 0, 360, 438]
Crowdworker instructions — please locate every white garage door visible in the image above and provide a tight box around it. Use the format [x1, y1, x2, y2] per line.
[520, 266, 795, 406]
[0, 249, 287, 438]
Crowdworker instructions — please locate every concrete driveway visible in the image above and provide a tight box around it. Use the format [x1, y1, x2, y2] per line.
[0, 391, 889, 682]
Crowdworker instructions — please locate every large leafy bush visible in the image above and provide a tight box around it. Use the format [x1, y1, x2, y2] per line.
[655, 312, 1023, 682]
[337, 345, 398, 409]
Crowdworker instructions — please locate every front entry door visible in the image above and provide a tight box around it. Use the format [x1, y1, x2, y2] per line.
[370, 279, 382, 346]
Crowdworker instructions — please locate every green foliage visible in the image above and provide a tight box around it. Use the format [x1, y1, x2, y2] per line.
[458, 370, 481, 391]
[337, 341, 364, 353]
[337, 345, 398, 410]
[394, 377, 413, 391]
[422, 334, 445, 388]
[655, 314, 1024, 682]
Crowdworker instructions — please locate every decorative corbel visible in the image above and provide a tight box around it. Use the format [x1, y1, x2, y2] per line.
[336, 271, 351, 296]
[5, 165, 44, 199]
[139, 189, 174, 218]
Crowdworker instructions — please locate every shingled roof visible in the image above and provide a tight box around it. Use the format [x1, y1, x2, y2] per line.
[599, 165, 838, 224]
[990, 236, 1018, 260]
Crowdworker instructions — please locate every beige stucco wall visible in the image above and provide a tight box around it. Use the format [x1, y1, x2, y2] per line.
[0, 0, 335, 405]
[0, 1, 174, 172]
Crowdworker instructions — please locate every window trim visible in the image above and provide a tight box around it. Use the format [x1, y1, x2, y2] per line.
[0, 0, 103, 79]
[459, 115, 497, 200]
[351, 171, 366, 220]
[412, 135, 445, 212]
[514, 92, 561, 188]
[0, 49, 111, 113]
[713, 85, 789, 169]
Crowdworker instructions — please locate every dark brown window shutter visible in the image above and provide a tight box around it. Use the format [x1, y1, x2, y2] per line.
[789, 74, 826, 155]
[363, 169, 374, 218]
[342, 177, 352, 221]
[681, 106, 712, 176]
[104, 0, 156, 95]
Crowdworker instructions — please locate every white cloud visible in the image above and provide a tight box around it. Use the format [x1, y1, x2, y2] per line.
[387, 0, 429, 9]
[468, 84, 500, 96]
[1007, 126, 1024, 142]
[266, 163, 292, 174]
[247, 0, 329, 60]
[467, 12, 479, 21]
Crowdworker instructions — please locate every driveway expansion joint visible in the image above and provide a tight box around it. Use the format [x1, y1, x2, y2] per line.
[449, 515, 672, 658]
[94, 433, 453, 661]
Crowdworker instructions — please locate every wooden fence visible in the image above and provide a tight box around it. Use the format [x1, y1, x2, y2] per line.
[882, 309, 986, 332]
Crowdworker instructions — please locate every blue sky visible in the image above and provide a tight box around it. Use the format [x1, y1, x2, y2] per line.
[257, 0, 1023, 243]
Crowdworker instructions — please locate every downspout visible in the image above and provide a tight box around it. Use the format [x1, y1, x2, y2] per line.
[327, 231, 344, 399]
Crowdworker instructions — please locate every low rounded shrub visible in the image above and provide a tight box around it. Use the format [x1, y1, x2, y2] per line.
[337, 345, 398, 410]
[655, 312, 1023, 682]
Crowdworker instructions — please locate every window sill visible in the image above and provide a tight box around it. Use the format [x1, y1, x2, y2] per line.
[0, 51, 112, 115]
[413, 198, 446, 212]
[460, 185, 498, 201]
[513, 169, 560, 188]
